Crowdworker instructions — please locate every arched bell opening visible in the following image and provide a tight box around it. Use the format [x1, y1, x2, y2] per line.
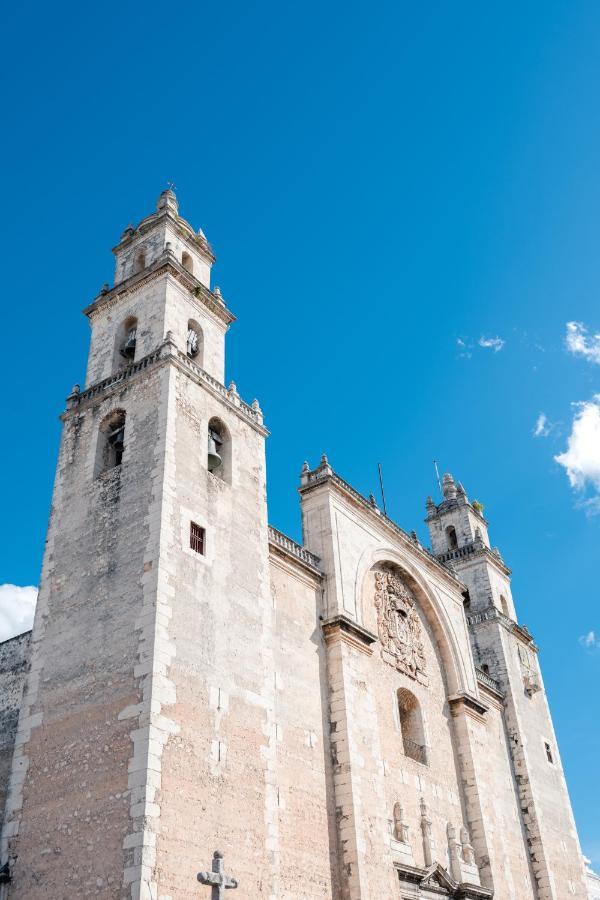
[446, 525, 458, 550]
[113, 315, 138, 370]
[132, 248, 146, 275]
[187, 319, 203, 365]
[207, 417, 231, 483]
[95, 409, 127, 477]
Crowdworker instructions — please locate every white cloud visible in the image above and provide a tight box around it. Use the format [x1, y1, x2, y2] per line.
[456, 337, 472, 359]
[534, 413, 550, 438]
[0, 585, 37, 643]
[555, 395, 600, 513]
[565, 321, 600, 364]
[456, 335, 505, 358]
[579, 630, 600, 650]
[478, 335, 505, 352]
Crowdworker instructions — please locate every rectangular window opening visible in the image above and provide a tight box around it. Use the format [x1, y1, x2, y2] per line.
[544, 741, 554, 764]
[190, 522, 205, 555]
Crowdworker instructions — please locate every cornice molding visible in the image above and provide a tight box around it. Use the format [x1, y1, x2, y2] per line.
[83, 252, 235, 327]
[321, 614, 377, 655]
[467, 605, 538, 652]
[112, 206, 216, 265]
[448, 691, 489, 720]
[62, 337, 268, 437]
[268, 526, 322, 577]
[394, 861, 493, 898]
[299, 462, 465, 593]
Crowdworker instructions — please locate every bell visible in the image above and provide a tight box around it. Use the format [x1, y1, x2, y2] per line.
[207, 434, 222, 472]
[121, 328, 137, 360]
[187, 329, 199, 358]
[108, 426, 125, 453]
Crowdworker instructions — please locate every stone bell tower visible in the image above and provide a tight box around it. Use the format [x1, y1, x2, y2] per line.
[426, 474, 588, 900]
[0, 191, 275, 899]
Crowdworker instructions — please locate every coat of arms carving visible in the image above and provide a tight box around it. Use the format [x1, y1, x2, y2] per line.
[374, 571, 426, 679]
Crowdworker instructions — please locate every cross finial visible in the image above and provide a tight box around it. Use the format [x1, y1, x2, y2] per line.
[197, 850, 238, 898]
[167, 181, 177, 192]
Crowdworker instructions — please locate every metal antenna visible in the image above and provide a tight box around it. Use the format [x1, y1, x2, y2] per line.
[433, 460, 443, 497]
[378, 463, 388, 517]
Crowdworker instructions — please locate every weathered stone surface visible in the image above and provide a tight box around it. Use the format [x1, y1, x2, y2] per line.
[0, 632, 31, 825]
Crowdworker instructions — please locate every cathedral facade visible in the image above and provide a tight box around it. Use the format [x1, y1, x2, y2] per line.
[0, 192, 589, 899]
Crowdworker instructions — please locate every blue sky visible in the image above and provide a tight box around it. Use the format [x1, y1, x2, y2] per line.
[1, 0, 599, 867]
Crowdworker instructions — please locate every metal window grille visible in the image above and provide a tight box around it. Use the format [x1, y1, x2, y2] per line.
[190, 522, 205, 555]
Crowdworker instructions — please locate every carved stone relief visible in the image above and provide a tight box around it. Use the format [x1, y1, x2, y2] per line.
[374, 570, 426, 681]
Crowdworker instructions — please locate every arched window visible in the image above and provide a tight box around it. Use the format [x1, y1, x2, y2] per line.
[115, 315, 138, 367]
[397, 688, 427, 765]
[500, 594, 510, 618]
[207, 417, 231, 483]
[187, 319, 203, 364]
[95, 410, 126, 476]
[133, 248, 146, 274]
[446, 525, 458, 550]
[182, 251, 194, 274]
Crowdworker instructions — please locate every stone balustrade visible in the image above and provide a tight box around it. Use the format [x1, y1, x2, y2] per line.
[268, 526, 321, 571]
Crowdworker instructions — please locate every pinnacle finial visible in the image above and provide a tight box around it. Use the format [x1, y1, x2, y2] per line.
[157, 187, 179, 215]
[442, 472, 457, 500]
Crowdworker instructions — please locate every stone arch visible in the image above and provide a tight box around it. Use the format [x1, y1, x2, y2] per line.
[186, 318, 203, 364]
[207, 416, 231, 484]
[353, 544, 470, 697]
[113, 315, 138, 370]
[95, 408, 126, 476]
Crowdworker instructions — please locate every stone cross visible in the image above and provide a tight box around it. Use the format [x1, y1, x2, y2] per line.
[197, 851, 238, 898]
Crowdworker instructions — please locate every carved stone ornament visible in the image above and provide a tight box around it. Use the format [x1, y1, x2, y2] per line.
[374, 571, 426, 679]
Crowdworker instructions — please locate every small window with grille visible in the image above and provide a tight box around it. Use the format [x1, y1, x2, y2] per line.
[190, 522, 205, 555]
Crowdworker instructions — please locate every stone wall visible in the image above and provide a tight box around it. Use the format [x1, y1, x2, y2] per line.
[0, 632, 31, 827]
[2, 362, 169, 898]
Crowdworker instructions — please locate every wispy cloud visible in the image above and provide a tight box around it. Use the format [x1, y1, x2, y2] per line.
[456, 335, 505, 359]
[555, 395, 600, 515]
[565, 321, 600, 364]
[456, 337, 472, 359]
[0, 584, 37, 643]
[478, 335, 505, 352]
[534, 413, 551, 438]
[579, 630, 600, 650]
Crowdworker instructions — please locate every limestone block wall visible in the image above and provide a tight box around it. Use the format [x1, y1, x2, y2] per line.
[270, 551, 339, 899]
[471, 616, 588, 898]
[2, 363, 169, 898]
[460, 686, 535, 899]
[153, 365, 276, 898]
[0, 633, 31, 828]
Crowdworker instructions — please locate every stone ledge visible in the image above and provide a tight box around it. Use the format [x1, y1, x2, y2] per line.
[83, 251, 234, 326]
[321, 614, 377, 654]
[448, 692, 489, 720]
[62, 337, 268, 436]
[268, 526, 321, 573]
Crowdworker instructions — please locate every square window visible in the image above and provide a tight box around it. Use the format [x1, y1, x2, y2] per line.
[190, 522, 205, 555]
